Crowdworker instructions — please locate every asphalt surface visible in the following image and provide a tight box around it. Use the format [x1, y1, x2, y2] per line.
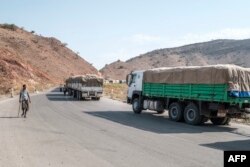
[0, 88, 249, 167]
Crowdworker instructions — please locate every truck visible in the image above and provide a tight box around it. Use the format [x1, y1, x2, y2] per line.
[65, 74, 103, 100]
[126, 65, 250, 125]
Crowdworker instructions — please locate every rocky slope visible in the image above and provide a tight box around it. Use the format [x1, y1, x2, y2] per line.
[100, 39, 250, 80]
[0, 24, 98, 95]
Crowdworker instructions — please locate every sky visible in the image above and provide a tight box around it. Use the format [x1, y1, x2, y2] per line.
[1, 0, 250, 69]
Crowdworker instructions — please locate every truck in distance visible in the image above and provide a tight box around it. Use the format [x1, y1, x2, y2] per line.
[126, 65, 250, 125]
[66, 74, 103, 100]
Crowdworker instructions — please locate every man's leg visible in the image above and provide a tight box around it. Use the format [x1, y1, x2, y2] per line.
[21, 101, 24, 117]
[24, 110, 26, 118]
[24, 101, 29, 118]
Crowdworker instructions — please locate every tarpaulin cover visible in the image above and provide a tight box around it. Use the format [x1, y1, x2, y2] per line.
[143, 64, 250, 97]
[66, 75, 104, 87]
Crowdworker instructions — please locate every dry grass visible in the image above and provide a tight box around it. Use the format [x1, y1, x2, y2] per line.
[103, 83, 127, 102]
[231, 114, 250, 125]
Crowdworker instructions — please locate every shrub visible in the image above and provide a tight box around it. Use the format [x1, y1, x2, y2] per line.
[0, 24, 18, 31]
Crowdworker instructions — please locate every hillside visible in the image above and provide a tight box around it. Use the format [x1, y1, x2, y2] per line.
[0, 24, 98, 95]
[100, 39, 250, 80]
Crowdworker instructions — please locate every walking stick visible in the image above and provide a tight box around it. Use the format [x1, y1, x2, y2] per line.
[18, 102, 21, 117]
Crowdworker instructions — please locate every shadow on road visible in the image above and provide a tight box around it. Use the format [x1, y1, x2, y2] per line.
[46, 93, 72, 101]
[201, 139, 250, 151]
[0, 116, 20, 118]
[46, 88, 73, 101]
[85, 111, 238, 134]
[46, 88, 93, 102]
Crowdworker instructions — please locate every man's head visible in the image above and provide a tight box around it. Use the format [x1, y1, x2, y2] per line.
[23, 84, 26, 90]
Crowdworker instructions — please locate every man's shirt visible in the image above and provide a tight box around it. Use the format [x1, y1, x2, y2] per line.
[20, 90, 29, 101]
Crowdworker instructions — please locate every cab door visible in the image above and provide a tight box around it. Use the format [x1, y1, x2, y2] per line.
[127, 73, 137, 100]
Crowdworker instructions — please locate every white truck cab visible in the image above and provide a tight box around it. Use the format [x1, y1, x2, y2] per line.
[127, 70, 165, 114]
[127, 70, 144, 103]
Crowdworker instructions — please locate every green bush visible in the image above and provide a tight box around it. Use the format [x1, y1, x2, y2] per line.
[0, 24, 18, 31]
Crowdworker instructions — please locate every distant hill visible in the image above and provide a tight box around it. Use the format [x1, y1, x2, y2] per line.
[100, 39, 250, 80]
[0, 24, 98, 94]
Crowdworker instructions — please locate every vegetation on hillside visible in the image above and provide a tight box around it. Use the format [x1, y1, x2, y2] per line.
[0, 23, 18, 31]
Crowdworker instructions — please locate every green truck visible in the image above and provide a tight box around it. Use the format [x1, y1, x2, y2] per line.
[126, 65, 250, 125]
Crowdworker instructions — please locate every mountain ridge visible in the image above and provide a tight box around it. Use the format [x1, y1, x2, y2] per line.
[100, 39, 250, 80]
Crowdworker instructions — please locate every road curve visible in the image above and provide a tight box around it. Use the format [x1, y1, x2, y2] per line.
[0, 88, 249, 167]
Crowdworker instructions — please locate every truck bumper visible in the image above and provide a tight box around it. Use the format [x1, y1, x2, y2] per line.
[82, 92, 103, 98]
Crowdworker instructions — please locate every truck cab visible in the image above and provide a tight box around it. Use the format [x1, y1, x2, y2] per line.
[127, 70, 144, 104]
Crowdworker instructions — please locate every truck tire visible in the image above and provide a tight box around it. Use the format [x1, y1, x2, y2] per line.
[168, 102, 184, 122]
[224, 118, 231, 125]
[210, 117, 231, 125]
[92, 97, 100, 101]
[73, 90, 77, 98]
[77, 91, 82, 100]
[184, 103, 203, 125]
[132, 98, 142, 114]
[76, 91, 79, 100]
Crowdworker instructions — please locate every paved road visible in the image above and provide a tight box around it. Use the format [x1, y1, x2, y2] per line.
[0, 88, 249, 167]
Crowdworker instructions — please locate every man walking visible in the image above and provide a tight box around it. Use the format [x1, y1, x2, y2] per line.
[19, 84, 31, 118]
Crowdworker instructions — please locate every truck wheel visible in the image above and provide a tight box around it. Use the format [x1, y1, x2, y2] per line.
[73, 91, 77, 98]
[168, 102, 184, 122]
[76, 91, 79, 100]
[92, 97, 100, 101]
[224, 118, 231, 125]
[95, 97, 100, 101]
[78, 91, 82, 100]
[184, 103, 203, 125]
[132, 98, 142, 114]
[210, 117, 231, 125]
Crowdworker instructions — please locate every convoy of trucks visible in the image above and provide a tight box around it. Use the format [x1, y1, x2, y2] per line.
[65, 75, 103, 100]
[126, 65, 250, 125]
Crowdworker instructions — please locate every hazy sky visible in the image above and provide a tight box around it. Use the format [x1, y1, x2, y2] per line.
[1, 0, 250, 69]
